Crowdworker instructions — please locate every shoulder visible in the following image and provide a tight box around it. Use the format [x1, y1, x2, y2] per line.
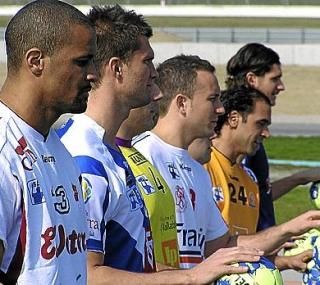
[58, 116, 104, 159]
[132, 131, 153, 148]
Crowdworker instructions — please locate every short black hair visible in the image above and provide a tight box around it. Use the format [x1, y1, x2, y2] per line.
[226, 43, 281, 90]
[156, 54, 216, 117]
[215, 87, 271, 135]
[87, 4, 152, 85]
[5, 0, 93, 74]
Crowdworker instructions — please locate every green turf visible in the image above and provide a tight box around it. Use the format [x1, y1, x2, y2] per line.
[274, 186, 315, 224]
[265, 136, 320, 224]
[264, 136, 320, 161]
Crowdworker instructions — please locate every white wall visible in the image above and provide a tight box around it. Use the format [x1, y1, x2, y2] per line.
[152, 42, 320, 66]
[0, 41, 320, 66]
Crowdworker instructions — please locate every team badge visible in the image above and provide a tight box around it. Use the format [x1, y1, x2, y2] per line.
[82, 177, 92, 203]
[136, 175, 155, 195]
[175, 185, 187, 211]
[27, 179, 45, 205]
[167, 162, 180, 180]
[212, 186, 224, 203]
[15, 136, 37, 171]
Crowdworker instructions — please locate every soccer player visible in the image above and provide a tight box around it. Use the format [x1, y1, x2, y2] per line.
[133, 54, 320, 266]
[204, 87, 313, 272]
[226, 42, 320, 231]
[58, 5, 263, 285]
[116, 84, 180, 269]
[206, 88, 271, 236]
[0, 0, 97, 284]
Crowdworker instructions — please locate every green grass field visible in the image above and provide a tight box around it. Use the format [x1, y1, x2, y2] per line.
[274, 186, 314, 224]
[264, 137, 320, 223]
[265, 137, 320, 161]
[264, 137, 320, 224]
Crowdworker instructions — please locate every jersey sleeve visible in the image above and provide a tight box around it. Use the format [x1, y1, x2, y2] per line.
[0, 158, 22, 272]
[75, 155, 111, 254]
[204, 174, 228, 241]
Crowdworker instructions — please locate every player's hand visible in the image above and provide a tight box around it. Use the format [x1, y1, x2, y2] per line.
[190, 246, 263, 284]
[282, 210, 320, 236]
[281, 250, 313, 272]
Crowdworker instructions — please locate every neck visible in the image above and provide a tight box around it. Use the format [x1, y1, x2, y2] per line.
[117, 121, 137, 141]
[85, 88, 130, 148]
[212, 136, 239, 164]
[153, 116, 192, 149]
[0, 80, 55, 136]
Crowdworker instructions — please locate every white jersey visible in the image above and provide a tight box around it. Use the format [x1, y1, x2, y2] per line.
[58, 114, 155, 273]
[133, 131, 228, 269]
[0, 103, 87, 284]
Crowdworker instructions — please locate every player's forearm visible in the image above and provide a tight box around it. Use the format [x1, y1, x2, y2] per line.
[88, 265, 196, 285]
[272, 169, 320, 201]
[271, 173, 306, 200]
[273, 255, 290, 271]
[236, 224, 288, 255]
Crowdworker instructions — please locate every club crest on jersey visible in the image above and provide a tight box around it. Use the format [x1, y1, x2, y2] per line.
[167, 162, 180, 180]
[136, 175, 155, 195]
[212, 186, 224, 203]
[27, 179, 45, 205]
[126, 184, 144, 211]
[15, 136, 37, 171]
[175, 185, 187, 212]
[82, 177, 92, 203]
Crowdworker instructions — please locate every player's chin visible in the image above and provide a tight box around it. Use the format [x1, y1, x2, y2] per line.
[270, 94, 277, 106]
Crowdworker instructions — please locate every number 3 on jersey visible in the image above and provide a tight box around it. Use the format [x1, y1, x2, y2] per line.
[229, 183, 247, 205]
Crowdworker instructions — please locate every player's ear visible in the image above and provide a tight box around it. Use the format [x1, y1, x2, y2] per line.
[176, 93, 189, 116]
[246, 71, 258, 88]
[228, 110, 240, 128]
[26, 48, 44, 76]
[109, 57, 123, 80]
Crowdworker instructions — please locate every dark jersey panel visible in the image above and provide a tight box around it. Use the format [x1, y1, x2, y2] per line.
[245, 144, 276, 231]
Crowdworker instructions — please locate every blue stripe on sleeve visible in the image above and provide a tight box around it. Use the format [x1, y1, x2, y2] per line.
[75, 155, 108, 178]
[56, 118, 74, 138]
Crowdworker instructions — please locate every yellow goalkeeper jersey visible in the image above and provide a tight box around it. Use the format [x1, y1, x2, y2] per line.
[205, 147, 260, 235]
[119, 143, 180, 269]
